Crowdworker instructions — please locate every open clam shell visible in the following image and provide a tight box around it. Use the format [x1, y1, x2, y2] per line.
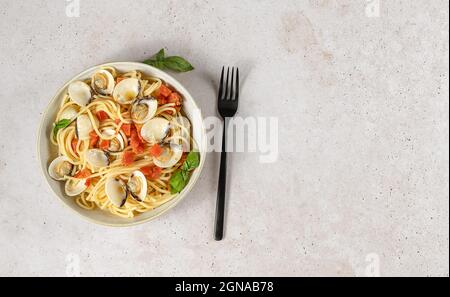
[85, 149, 110, 168]
[127, 171, 148, 202]
[76, 114, 96, 140]
[65, 178, 87, 197]
[91, 69, 115, 95]
[68, 81, 92, 107]
[131, 98, 158, 124]
[153, 144, 183, 169]
[113, 78, 140, 104]
[105, 177, 128, 207]
[48, 156, 74, 181]
[140, 117, 170, 144]
[101, 129, 125, 153]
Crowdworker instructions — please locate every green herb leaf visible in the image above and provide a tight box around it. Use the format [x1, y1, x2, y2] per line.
[143, 49, 194, 73]
[162, 56, 194, 72]
[169, 152, 201, 193]
[53, 119, 71, 137]
[155, 48, 165, 61]
[144, 59, 165, 69]
[169, 170, 188, 194]
[183, 151, 200, 171]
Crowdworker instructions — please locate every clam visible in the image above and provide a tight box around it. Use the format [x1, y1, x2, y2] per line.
[113, 78, 140, 104]
[127, 171, 148, 202]
[140, 117, 170, 144]
[85, 149, 110, 168]
[68, 81, 92, 107]
[153, 144, 183, 168]
[59, 106, 79, 121]
[101, 129, 125, 153]
[91, 69, 115, 95]
[105, 177, 128, 207]
[48, 156, 74, 181]
[131, 98, 158, 124]
[76, 114, 95, 140]
[65, 179, 87, 197]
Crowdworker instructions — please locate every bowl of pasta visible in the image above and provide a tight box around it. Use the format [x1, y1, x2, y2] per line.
[38, 62, 206, 226]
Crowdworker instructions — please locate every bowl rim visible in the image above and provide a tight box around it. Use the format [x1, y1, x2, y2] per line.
[37, 61, 207, 227]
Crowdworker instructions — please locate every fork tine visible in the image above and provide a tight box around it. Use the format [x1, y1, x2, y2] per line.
[218, 66, 225, 100]
[224, 67, 230, 100]
[230, 67, 235, 100]
[235, 68, 239, 101]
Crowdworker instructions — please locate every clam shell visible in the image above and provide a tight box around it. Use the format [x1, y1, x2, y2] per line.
[113, 78, 140, 104]
[91, 69, 115, 95]
[153, 144, 183, 169]
[140, 117, 170, 144]
[68, 81, 91, 107]
[85, 149, 110, 168]
[65, 178, 87, 197]
[127, 171, 148, 202]
[105, 177, 128, 207]
[48, 156, 74, 181]
[131, 98, 158, 124]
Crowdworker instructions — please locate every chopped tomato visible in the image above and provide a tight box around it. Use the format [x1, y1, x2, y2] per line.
[168, 92, 182, 106]
[96, 110, 109, 121]
[134, 143, 145, 154]
[74, 168, 91, 179]
[122, 151, 136, 166]
[130, 137, 139, 153]
[89, 131, 99, 148]
[116, 77, 126, 84]
[121, 124, 132, 137]
[140, 166, 153, 176]
[140, 166, 162, 180]
[99, 139, 110, 150]
[148, 166, 162, 180]
[149, 144, 163, 157]
[85, 178, 92, 187]
[157, 96, 168, 105]
[166, 92, 182, 114]
[158, 84, 172, 98]
[115, 119, 121, 125]
[134, 124, 146, 143]
[71, 139, 78, 153]
[130, 128, 145, 154]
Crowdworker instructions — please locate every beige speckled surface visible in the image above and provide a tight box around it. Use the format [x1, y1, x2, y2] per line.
[0, 0, 448, 277]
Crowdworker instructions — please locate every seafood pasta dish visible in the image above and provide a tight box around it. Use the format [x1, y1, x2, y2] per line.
[48, 67, 199, 218]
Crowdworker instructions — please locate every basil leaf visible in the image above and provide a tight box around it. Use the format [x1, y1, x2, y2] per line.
[143, 48, 166, 66]
[170, 170, 188, 194]
[183, 151, 200, 171]
[155, 48, 165, 61]
[143, 49, 194, 72]
[163, 56, 194, 72]
[169, 152, 200, 193]
[144, 59, 165, 69]
[53, 119, 71, 137]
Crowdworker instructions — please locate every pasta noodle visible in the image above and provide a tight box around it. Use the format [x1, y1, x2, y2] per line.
[48, 67, 195, 218]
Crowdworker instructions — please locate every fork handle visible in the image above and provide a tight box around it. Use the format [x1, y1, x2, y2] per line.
[214, 121, 227, 241]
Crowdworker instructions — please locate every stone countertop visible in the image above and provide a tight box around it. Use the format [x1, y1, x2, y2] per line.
[0, 0, 448, 276]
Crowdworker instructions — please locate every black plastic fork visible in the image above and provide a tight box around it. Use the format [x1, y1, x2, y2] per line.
[215, 66, 239, 241]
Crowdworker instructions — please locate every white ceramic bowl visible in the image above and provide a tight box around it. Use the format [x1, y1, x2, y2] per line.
[38, 62, 206, 227]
